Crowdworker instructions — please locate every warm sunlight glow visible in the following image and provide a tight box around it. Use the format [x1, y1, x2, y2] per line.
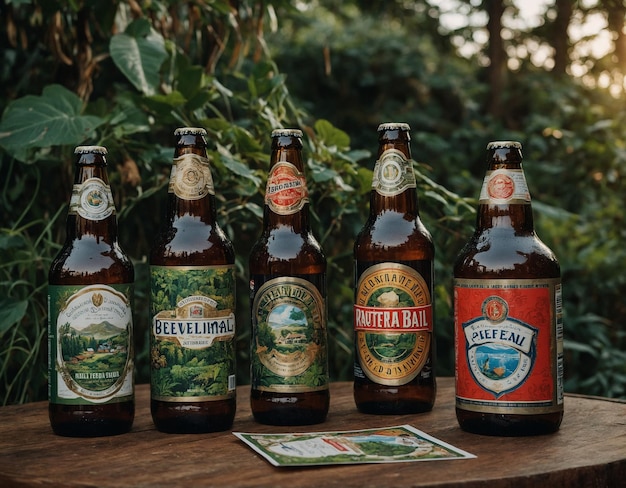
[431, 0, 623, 95]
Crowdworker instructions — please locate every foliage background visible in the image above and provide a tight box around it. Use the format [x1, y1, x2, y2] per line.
[1, 0, 625, 405]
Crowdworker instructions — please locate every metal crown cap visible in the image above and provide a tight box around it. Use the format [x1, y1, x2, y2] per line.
[271, 128, 303, 138]
[74, 145, 107, 155]
[487, 141, 522, 150]
[174, 127, 207, 136]
[377, 122, 410, 132]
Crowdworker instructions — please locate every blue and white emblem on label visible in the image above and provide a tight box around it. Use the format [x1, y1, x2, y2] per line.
[463, 296, 538, 399]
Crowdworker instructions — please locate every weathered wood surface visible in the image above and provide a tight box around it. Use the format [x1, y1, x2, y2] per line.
[1, 379, 625, 487]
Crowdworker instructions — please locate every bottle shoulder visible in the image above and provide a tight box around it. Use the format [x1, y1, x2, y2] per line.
[454, 229, 559, 278]
[355, 212, 433, 260]
[49, 237, 133, 284]
[249, 227, 325, 274]
[150, 217, 234, 265]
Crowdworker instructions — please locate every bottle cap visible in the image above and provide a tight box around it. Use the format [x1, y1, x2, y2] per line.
[487, 141, 522, 150]
[74, 146, 107, 155]
[377, 122, 410, 132]
[271, 128, 303, 138]
[174, 127, 207, 136]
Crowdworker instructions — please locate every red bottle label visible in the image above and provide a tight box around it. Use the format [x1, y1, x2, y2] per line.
[478, 169, 531, 204]
[265, 162, 309, 215]
[454, 279, 563, 414]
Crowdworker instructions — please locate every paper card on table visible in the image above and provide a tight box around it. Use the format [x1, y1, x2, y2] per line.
[233, 424, 476, 467]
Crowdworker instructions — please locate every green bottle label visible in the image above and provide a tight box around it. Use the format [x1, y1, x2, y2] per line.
[251, 277, 329, 393]
[150, 265, 236, 402]
[48, 284, 134, 405]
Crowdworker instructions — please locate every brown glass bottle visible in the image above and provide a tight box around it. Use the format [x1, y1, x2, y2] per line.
[150, 127, 236, 433]
[454, 141, 564, 436]
[249, 129, 329, 425]
[48, 146, 135, 437]
[353, 123, 436, 415]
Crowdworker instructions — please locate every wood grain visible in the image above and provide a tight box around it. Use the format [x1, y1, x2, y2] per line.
[0, 379, 624, 487]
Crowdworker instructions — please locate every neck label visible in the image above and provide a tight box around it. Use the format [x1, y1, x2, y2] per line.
[265, 161, 309, 215]
[478, 169, 531, 204]
[372, 149, 416, 197]
[169, 154, 215, 200]
[69, 178, 115, 221]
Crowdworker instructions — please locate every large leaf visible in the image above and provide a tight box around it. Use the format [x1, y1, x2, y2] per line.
[0, 84, 103, 151]
[0, 299, 28, 335]
[110, 19, 168, 95]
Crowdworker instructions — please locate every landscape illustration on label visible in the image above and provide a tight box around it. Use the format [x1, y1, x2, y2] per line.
[463, 296, 538, 398]
[55, 285, 132, 400]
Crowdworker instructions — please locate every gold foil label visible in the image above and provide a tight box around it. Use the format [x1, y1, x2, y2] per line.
[251, 276, 328, 393]
[354, 263, 433, 386]
[371, 149, 416, 197]
[168, 153, 215, 200]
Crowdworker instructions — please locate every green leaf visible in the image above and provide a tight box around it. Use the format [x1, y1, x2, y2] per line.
[0, 232, 24, 250]
[110, 20, 168, 95]
[308, 161, 337, 183]
[214, 144, 262, 186]
[0, 85, 103, 152]
[0, 299, 28, 335]
[314, 119, 350, 150]
[176, 65, 205, 99]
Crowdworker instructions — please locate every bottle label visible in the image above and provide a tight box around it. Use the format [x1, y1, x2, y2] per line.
[265, 161, 309, 215]
[454, 278, 564, 414]
[150, 265, 236, 402]
[371, 148, 417, 197]
[69, 178, 116, 221]
[48, 284, 134, 404]
[354, 263, 433, 386]
[478, 169, 531, 204]
[250, 277, 328, 392]
[168, 154, 215, 200]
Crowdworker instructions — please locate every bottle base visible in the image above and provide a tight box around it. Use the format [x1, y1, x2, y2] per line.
[51, 420, 133, 437]
[356, 400, 433, 415]
[151, 399, 235, 434]
[251, 389, 329, 426]
[252, 408, 328, 426]
[153, 417, 234, 434]
[456, 408, 563, 436]
[49, 402, 134, 437]
[353, 381, 435, 415]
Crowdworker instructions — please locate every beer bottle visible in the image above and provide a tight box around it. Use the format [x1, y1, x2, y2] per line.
[48, 145, 135, 437]
[249, 128, 330, 425]
[150, 127, 237, 433]
[353, 123, 436, 414]
[454, 141, 564, 436]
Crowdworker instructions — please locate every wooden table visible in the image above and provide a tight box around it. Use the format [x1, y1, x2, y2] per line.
[1, 378, 625, 487]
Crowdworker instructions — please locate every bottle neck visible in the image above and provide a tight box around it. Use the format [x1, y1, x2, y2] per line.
[66, 156, 118, 242]
[166, 142, 217, 224]
[475, 203, 535, 233]
[263, 137, 310, 233]
[475, 147, 534, 233]
[369, 134, 419, 218]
